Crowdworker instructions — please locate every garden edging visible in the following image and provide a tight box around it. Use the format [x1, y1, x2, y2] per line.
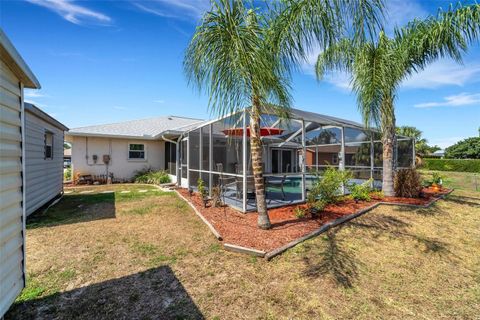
[264, 189, 454, 260]
[175, 190, 223, 240]
[175, 187, 453, 260]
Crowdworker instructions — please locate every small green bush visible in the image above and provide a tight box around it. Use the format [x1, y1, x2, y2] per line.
[294, 207, 306, 218]
[64, 167, 72, 181]
[348, 179, 372, 202]
[394, 168, 422, 198]
[133, 168, 171, 185]
[311, 167, 352, 204]
[370, 190, 385, 200]
[420, 158, 480, 173]
[197, 178, 208, 198]
[313, 199, 328, 211]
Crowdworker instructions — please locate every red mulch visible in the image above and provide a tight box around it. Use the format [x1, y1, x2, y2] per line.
[177, 188, 450, 252]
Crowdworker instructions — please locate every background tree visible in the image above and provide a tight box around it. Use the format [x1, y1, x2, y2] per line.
[316, 4, 480, 196]
[445, 137, 480, 159]
[396, 126, 440, 156]
[184, 0, 384, 229]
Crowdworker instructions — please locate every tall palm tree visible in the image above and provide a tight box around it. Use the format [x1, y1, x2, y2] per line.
[184, 0, 383, 229]
[316, 4, 480, 196]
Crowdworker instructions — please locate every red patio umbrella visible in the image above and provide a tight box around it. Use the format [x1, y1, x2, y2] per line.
[222, 127, 284, 137]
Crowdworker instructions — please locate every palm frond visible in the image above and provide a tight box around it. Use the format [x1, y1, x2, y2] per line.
[184, 0, 291, 118]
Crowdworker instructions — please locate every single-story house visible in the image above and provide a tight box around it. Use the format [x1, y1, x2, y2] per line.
[24, 102, 68, 216]
[65, 116, 204, 183]
[67, 107, 415, 212]
[0, 29, 41, 317]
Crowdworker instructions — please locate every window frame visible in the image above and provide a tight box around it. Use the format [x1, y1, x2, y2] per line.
[128, 143, 147, 161]
[44, 131, 54, 160]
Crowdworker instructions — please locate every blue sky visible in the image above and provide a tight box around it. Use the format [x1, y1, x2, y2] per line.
[2, 0, 479, 149]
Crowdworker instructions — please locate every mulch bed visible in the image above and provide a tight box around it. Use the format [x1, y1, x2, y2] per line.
[177, 188, 450, 252]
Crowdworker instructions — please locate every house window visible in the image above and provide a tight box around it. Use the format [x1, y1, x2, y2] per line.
[129, 143, 145, 160]
[44, 132, 53, 159]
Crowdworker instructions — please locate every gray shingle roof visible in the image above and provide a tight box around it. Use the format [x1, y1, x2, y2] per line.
[67, 115, 205, 139]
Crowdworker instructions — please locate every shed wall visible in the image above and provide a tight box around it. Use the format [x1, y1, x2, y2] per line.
[0, 59, 25, 316]
[24, 111, 64, 215]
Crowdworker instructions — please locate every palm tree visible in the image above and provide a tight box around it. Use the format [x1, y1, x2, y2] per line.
[316, 4, 480, 196]
[184, 0, 383, 229]
[396, 126, 440, 157]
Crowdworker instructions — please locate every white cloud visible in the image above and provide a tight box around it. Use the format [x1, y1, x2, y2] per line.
[403, 60, 480, 89]
[384, 0, 428, 32]
[26, 0, 112, 25]
[414, 92, 480, 108]
[132, 0, 210, 19]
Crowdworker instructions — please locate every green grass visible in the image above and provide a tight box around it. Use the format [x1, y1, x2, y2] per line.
[420, 169, 480, 192]
[26, 184, 176, 229]
[8, 177, 480, 319]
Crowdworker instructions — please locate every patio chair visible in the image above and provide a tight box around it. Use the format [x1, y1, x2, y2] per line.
[265, 175, 286, 200]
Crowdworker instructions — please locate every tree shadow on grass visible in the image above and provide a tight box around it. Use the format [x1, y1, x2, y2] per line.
[303, 211, 456, 288]
[6, 266, 204, 320]
[27, 193, 116, 229]
[393, 202, 448, 217]
[350, 213, 454, 258]
[443, 194, 480, 208]
[302, 227, 360, 289]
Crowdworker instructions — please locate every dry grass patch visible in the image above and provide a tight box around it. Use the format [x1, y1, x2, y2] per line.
[6, 181, 480, 319]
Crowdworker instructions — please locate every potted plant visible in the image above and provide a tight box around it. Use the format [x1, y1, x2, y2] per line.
[430, 172, 443, 192]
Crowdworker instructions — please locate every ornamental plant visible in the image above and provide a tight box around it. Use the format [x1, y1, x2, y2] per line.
[349, 179, 373, 202]
[394, 168, 422, 198]
[313, 167, 352, 204]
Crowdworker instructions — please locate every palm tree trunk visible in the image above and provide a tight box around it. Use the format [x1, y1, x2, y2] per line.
[381, 99, 396, 197]
[382, 127, 395, 196]
[250, 97, 271, 229]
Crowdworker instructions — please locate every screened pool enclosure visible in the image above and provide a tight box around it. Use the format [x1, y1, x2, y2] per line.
[176, 108, 414, 212]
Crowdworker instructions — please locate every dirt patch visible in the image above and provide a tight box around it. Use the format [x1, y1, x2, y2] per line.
[178, 188, 450, 252]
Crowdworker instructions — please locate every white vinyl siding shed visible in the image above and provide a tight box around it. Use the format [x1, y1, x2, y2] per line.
[0, 29, 41, 317]
[24, 103, 68, 216]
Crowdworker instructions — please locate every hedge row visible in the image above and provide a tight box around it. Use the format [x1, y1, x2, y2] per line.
[420, 158, 480, 173]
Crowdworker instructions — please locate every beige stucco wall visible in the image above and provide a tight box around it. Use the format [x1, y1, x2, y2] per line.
[69, 136, 165, 180]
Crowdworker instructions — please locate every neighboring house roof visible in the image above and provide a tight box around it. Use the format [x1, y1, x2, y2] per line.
[67, 115, 205, 140]
[0, 28, 40, 89]
[25, 103, 69, 131]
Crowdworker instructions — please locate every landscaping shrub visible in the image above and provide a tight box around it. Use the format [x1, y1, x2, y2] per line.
[420, 158, 480, 173]
[294, 207, 306, 218]
[64, 167, 72, 182]
[197, 178, 208, 198]
[311, 167, 352, 204]
[133, 168, 171, 184]
[348, 179, 372, 202]
[394, 168, 422, 198]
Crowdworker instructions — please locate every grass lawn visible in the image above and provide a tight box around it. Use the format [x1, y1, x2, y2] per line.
[6, 176, 480, 319]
